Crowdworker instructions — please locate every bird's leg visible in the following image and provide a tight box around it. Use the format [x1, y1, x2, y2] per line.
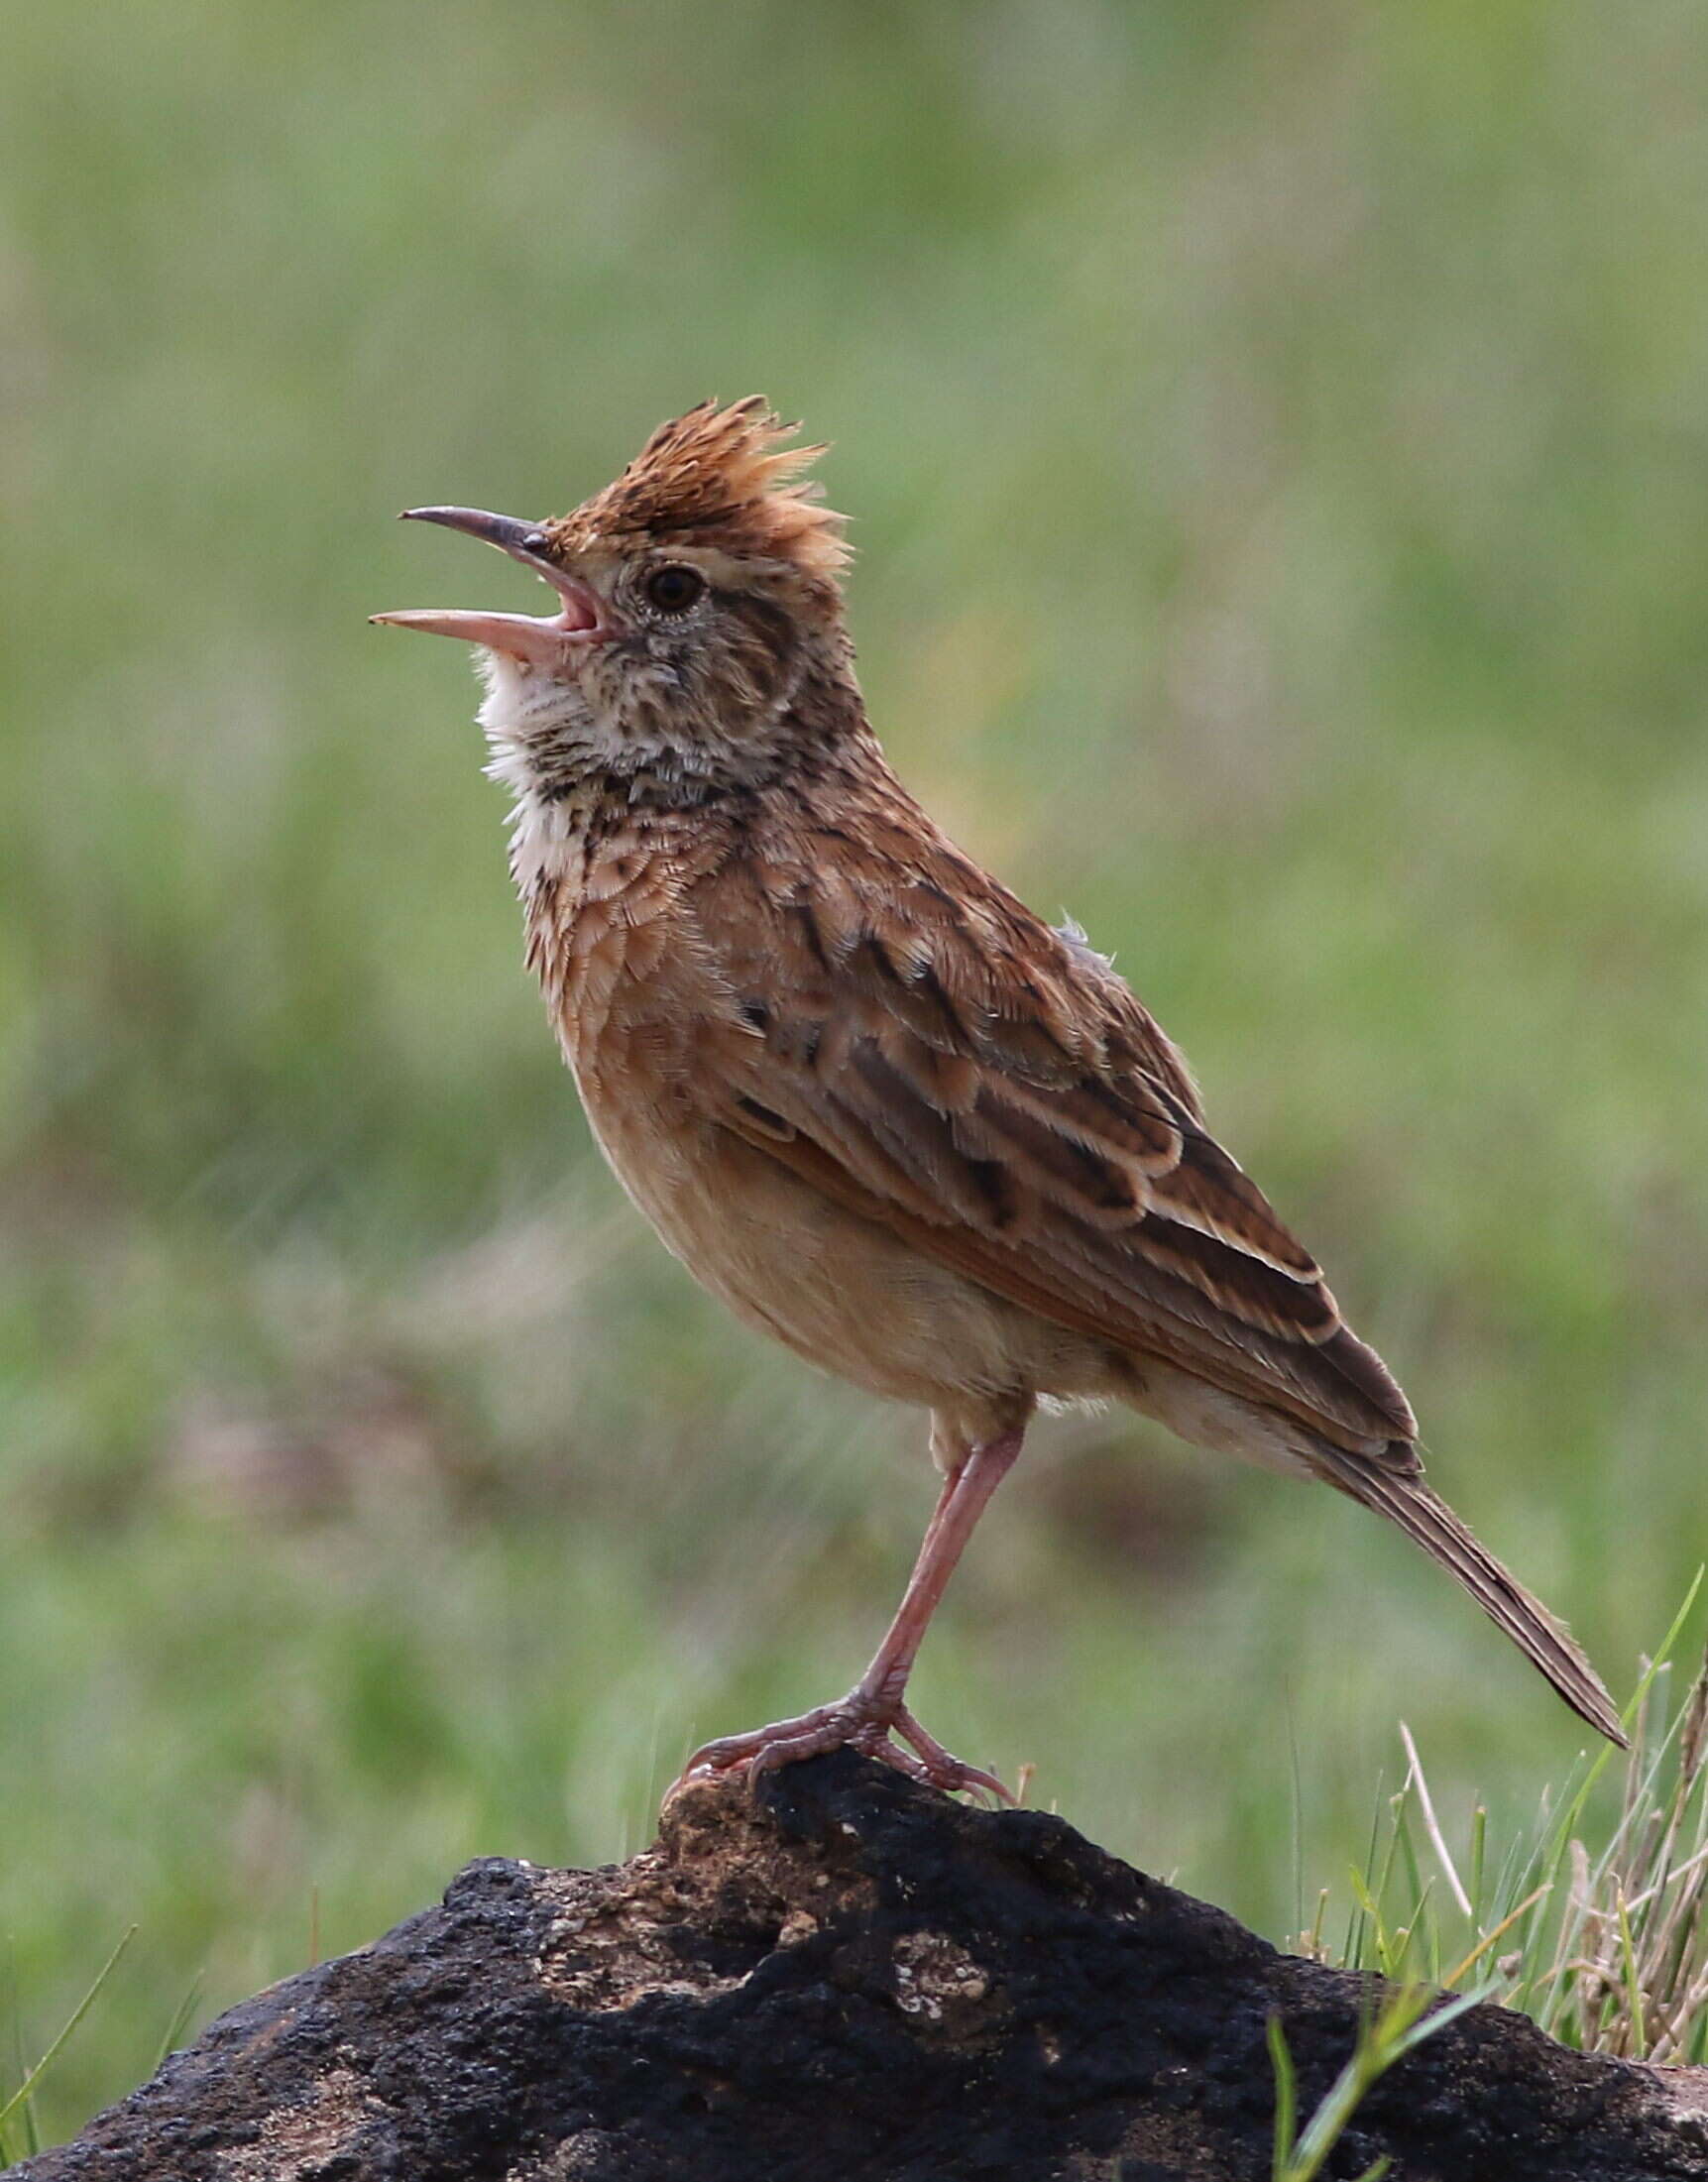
[676, 1424, 1026, 1805]
[852, 1429, 1023, 1723]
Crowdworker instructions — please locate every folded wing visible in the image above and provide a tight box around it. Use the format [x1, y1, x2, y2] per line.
[697, 841, 1418, 1461]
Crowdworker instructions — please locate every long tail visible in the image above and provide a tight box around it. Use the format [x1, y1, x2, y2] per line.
[1309, 1444, 1627, 1748]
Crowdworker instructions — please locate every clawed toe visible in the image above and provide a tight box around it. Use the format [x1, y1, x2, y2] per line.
[673, 1694, 1012, 1807]
[888, 1709, 1014, 1805]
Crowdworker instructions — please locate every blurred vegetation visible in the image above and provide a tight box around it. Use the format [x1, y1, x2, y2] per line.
[3, 0, 1707, 2146]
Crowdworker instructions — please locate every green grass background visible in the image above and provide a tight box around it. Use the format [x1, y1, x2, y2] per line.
[4, 0, 1707, 2145]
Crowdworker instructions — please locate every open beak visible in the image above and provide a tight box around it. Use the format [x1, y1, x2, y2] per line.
[371, 507, 612, 668]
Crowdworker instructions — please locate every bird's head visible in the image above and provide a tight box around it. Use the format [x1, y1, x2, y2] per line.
[374, 399, 854, 800]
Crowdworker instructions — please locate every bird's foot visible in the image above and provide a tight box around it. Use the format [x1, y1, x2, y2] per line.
[675, 1689, 1014, 1806]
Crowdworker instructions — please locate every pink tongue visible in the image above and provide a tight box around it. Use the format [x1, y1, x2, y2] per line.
[552, 581, 601, 633]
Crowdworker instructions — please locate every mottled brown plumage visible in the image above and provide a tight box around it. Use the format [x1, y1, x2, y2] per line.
[375, 399, 1625, 1792]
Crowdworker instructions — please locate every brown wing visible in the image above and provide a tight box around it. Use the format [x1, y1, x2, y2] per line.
[692, 803, 1417, 1461]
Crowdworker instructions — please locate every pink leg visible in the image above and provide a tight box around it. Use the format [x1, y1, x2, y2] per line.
[676, 1424, 1027, 1804]
[854, 1429, 1023, 1714]
[896, 1453, 967, 1591]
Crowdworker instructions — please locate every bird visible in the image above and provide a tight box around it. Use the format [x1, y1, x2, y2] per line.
[373, 397, 1625, 1799]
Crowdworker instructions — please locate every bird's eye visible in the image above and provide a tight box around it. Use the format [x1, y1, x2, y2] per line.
[643, 563, 705, 615]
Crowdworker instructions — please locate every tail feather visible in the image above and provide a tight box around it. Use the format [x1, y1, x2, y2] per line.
[1309, 1445, 1627, 1749]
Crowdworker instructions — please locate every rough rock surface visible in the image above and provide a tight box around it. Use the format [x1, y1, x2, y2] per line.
[19, 1751, 1708, 2181]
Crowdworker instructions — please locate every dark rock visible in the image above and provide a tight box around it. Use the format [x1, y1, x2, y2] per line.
[17, 1752, 1708, 2181]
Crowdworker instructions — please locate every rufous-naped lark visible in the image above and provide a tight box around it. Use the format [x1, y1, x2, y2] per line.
[376, 400, 1623, 1798]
